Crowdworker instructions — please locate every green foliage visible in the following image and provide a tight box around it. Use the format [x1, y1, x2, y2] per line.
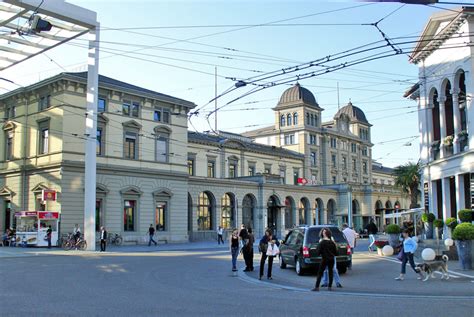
[433, 219, 444, 228]
[392, 162, 421, 209]
[445, 217, 458, 229]
[458, 209, 473, 223]
[421, 213, 435, 223]
[452, 223, 474, 241]
[386, 224, 401, 234]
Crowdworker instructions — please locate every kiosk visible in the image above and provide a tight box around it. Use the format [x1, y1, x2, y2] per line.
[14, 211, 60, 246]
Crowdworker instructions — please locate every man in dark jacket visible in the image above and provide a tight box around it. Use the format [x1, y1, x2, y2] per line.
[148, 224, 157, 246]
[243, 228, 255, 271]
[100, 226, 108, 252]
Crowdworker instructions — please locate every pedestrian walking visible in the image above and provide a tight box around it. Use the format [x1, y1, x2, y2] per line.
[312, 228, 338, 291]
[321, 258, 342, 288]
[230, 229, 239, 271]
[100, 226, 108, 252]
[217, 226, 224, 245]
[342, 223, 358, 270]
[148, 224, 157, 246]
[395, 229, 422, 281]
[365, 219, 378, 235]
[259, 229, 279, 280]
[243, 228, 255, 272]
[46, 226, 52, 249]
[238, 224, 248, 250]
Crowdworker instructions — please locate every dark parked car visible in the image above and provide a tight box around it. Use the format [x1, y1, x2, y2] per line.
[279, 225, 351, 275]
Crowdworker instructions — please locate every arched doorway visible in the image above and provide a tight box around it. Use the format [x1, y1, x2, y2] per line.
[242, 194, 256, 230]
[197, 192, 214, 231]
[375, 200, 383, 230]
[299, 197, 310, 225]
[285, 196, 295, 229]
[315, 198, 324, 225]
[352, 199, 361, 232]
[267, 195, 280, 233]
[327, 199, 336, 224]
[442, 79, 455, 141]
[221, 193, 235, 229]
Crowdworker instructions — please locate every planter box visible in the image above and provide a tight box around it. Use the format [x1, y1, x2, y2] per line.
[455, 240, 473, 270]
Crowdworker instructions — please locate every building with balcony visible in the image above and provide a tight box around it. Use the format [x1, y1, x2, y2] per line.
[0, 72, 409, 243]
[405, 7, 474, 222]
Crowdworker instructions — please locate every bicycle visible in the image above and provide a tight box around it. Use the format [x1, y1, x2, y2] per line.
[107, 233, 123, 246]
[62, 233, 87, 250]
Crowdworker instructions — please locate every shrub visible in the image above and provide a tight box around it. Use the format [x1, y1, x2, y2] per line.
[445, 217, 458, 229]
[421, 213, 436, 223]
[452, 223, 474, 241]
[458, 209, 473, 223]
[433, 219, 444, 228]
[386, 224, 401, 234]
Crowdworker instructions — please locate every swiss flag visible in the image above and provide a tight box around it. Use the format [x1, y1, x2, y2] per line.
[297, 178, 308, 185]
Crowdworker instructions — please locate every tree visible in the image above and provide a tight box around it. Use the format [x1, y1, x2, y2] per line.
[392, 162, 421, 209]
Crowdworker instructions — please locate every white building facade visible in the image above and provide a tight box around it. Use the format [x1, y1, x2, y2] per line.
[407, 7, 474, 222]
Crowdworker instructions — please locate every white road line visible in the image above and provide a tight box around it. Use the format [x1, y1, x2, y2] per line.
[363, 253, 474, 279]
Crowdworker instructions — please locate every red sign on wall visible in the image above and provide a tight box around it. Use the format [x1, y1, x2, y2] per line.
[38, 211, 59, 219]
[42, 190, 56, 201]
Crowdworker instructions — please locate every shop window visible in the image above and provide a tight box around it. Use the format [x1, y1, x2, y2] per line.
[123, 200, 136, 231]
[155, 202, 167, 231]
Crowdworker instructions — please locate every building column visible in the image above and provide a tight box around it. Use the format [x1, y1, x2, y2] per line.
[438, 97, 447, 159]
[452, 93, 462, 154]
[455, 174, 466, 211]
[441, 178, 451, 221]
[429, 180, 437, 215]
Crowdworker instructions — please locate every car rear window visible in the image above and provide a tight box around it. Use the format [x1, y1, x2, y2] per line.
[306, 227, 346, 244]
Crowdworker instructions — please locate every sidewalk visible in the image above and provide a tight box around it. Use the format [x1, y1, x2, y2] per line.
[0, 240, 230, 258]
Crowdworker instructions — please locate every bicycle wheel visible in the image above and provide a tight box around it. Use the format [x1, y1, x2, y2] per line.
[63, 241, 72, 250]
[114, 237, 123, 246]
[78, 240, 87, 251]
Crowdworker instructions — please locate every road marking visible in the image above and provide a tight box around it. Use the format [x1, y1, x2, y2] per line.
[363, 253, 474, 279]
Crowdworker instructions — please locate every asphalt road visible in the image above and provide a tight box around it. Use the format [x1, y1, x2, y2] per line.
[1, 247, 473, 317]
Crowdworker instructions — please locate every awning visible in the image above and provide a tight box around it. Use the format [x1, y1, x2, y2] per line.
[0, 0, 97, 71]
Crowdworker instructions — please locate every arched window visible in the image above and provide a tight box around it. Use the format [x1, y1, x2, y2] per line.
[285, 196, 295, 229]
[293, 112, 298, 125]
[197, 192, 213, 230]
[280, 115, 285, 127]
[242, 194, 256, 230]
[306, 113, 310, 125]
[310, 114, 314, 126]
[314, 114, 318, 126]
[221, 193, 235, 229]
[287, 113, 292, 126]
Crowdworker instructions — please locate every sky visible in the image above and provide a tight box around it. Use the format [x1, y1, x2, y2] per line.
[1, 0, 472, 167]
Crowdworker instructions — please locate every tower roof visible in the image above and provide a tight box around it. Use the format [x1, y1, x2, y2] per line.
[276, 83, 320, 109]
[334, 102, 369, 125]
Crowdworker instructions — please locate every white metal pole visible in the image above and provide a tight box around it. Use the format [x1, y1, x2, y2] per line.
[347, 186, 353, 228]
[84, 25, 99, 251]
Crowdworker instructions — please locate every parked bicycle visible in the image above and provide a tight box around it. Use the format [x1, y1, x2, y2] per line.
[107, 233, 123, 246]
[62, 233, 87, 250]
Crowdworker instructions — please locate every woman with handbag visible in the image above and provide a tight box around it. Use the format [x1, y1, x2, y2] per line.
[395, 229, 422, 281]
[259, 229, 279, 280]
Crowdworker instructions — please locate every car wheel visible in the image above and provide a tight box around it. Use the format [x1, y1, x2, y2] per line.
[279, 255, 287, 269]
[337, 265, 347, 275]
[296, 258, 305, 276]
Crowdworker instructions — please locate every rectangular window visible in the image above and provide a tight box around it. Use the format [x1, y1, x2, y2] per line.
[124, 132, 137, 159]
[310, 152, 317, 166]
[163, 110, 170, 123]
[330, 138, 337, 148]
[264, 164, 271, 174]
[280, 168, 286, 183]
[96, 128, 103, 156]
[207, 161, 215, 178]
[5, 131, 13, 160]
[123, 100, 140, 117]
[351, 143, 357, 153]
[331, 154, 336, 168]
[40, 128, 49, 154]
[39, 95, 51, 110]
[123, 200, 136, 231]
[155, 202, 167, 231]
[284, 134, 295, 145]
[332, 176, 337, 184]
[293, 169, 299, 185]
[362, 146, 368, 156]
[98, 97, 106, 112]
[156, 136, 168, 162]
[248, 164, 255, 176]
[229, 162, 237, 178]
[188, 158, 195, 176]
[154, 109, 161, 122]
[154, 107, 171, 123]
[5, 105, 16, 119]
[342, 156, 347, 170]
[363, 161, 368, 174]
[309, 134, 317, 145]
[352, 158, 357, 172]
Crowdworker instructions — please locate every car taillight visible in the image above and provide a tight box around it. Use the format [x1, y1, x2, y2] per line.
[303, 246, 310, 258]
[347, 246, 351, 255]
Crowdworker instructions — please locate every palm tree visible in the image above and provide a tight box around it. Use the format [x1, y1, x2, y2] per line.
[392, 162, 421, 209]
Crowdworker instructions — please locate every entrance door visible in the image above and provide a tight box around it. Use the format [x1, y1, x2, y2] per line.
[4, 200, 11, 230]
[95, 200, 102, 232]
[267, 206, 278, 233]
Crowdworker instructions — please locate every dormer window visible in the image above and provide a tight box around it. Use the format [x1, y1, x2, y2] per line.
[280, 115, 285, 127]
